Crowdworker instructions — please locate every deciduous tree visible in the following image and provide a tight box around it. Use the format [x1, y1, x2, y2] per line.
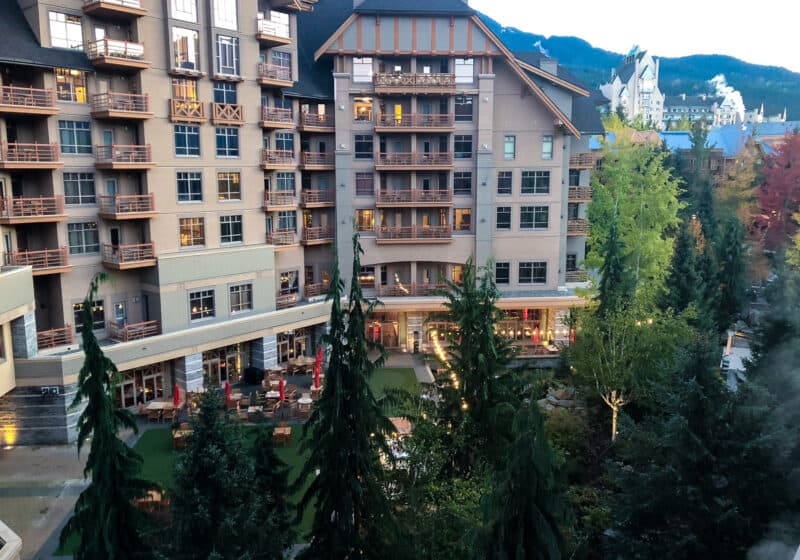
[758, 130, 800, 250]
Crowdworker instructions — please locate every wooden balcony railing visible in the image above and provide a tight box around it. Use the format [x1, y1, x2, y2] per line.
[266, 230, 296, 246]
[375, 283, 447, 297]
[567, 219, 589, 235]
[260, 106, 293, 125]
[107, 319, 160, 342]
[376, 152, 453, 167]
[4, 247, 68, 271]
[302, 226, 335, 243]
[170, 99, 205, 122]
[565, 269, 589, 282]
[102, 242, 155, 265]
[37, 325, 74, 349]
[569, 152, 597, 169]
[262, 148, 295, 166]
[0, 142, 60, 163]
[373, 73, 456, 91]
[257, 19, 291, 40]
[300, 112, 334, 128]
[211, 102, 244, 125]
[0, 85, 56, 110]
[98, 194, 154, 215]
[91, 92, 149, 113]
[95, 144, 152, 164]
[304, 282, 329, 298]
[276, 293, 298, 310]
[376, 113, 453, 129]
[257, 63, 292, 83]
[84, 0, 143, 7]
[376, 189, 452, 204]
[376, 225, 452, 241]
[0, 196, 64, 219]
[301, 189, 335, 205]
[568, 186, 593, 200]
[264, 191, 297, 208]
[301, 152, 334, 167]
[87, 38, 146, 62]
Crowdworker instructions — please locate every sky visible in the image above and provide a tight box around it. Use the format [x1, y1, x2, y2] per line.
[469, 0, 800, 74]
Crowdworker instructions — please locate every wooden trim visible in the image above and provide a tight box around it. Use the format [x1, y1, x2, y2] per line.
[356, 16, 363, 50]
[515, 59, 590, 97]
[375, 16, 381, 53]
[431, 18, 436, 54]
[485, 35, 491, 53]
[449, 16, 455, 54]
[394, 16, 400, 52]
[314, 13, 357, 60]
[411, 17, 417, 53]
[467, 19, 473, 53]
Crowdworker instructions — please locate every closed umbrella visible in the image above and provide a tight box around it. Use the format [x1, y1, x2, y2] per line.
[533, 326, 540, 345]
[224, 380, 231, 402]
[173, 384, 181, 407]
[314, 346, 323, 389]
[569, 328, 575, 344]
[279, 378, 285, 402]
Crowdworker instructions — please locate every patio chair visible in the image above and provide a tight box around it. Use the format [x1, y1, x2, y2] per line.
[240, 396, 251, 408]
[147, 409, 161, 423]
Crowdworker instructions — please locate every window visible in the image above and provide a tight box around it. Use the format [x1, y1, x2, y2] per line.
[520, 206, 549, 229]
[355, 135, 374, 159]
[453, 172, 472, 196]
[353, 57, 373, 82]
[177, 172, 202, 202]
[519, 261, 547, 284]
[63, 173, 96, 205]
[216, 35, 240, 76]
[504, 135, 516, 160]
[172, 0, 197, 23]
[214, 0, 238, 30]
[217, 171, 240, 200]
[213, 82, 237, 104]
[454, 208, 472, 231]
[568, 169, 580, 187]
[356, 209, 375, 231]
[229, 283, 252, 313]
[189, 290, 215, 320]
[275, 131, 294, 152]
[55, 69, 87, 102]
[521, 171, 550, 195]
[454, 58, 474, 84]
[277, 210, 296, 231]
[568, 203, 579, 220]
[454, 95, 473, 122]
[216, 127, 239, 157]
[180, 217, 205, 246]
[175, 125, 200, 156]
[73, 300, 105, 333]
[356, 172, 374, 195]
[272, 50, 291, 68]
[172, 78, 198, 100]
[220, 215, 243, 244]
[49, 12, 83, 50]
[275, 172, 295, 192]
[353, 97, 373, 121]
[566, 254, 577, 271]
[58, 121, 92, 154]
[279, 270, 299, 294]
[358, 266, 375, 288]
[454, 135, 473, 159]
[67, 222, 99, 254]
[496, 207, 511, 230]
[495, 262, 510, 285]
[172, 28, 200, 70]
[497, 171, 512, 195]
[542, 135, 553, 160]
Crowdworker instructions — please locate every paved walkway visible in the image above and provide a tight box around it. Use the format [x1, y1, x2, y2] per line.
[385, 351, 435, 383]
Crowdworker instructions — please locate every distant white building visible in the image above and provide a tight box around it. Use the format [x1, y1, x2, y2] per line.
[744, 103, 787, 124]
[600, 47, 665, 127]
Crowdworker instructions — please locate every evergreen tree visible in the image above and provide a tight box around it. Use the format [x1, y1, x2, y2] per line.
[684, 120, 717, 239]
[250, 426, 294, 559]
[597, 217, 632, 317]
[60, 274, 154, 560]
[663, 225, 701, 313]
[717, 216, 748, 327]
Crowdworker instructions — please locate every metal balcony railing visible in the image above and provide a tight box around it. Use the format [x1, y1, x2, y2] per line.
[107, 319, 160, 342]
[0, 85, 55, 110]
[98, 194, 154, 215]
[0, 196, 64, 219]
[91, 91, 149, 113]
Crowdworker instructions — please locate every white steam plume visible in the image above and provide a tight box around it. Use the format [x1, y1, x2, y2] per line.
[709, 74, 745, 122]
[533, 40, 549, 57]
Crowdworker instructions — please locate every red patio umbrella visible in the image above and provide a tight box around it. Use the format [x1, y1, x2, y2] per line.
[569, 328, 576, 344]
[173, 383, 181, 407]
[224, 380, 231, 402]
[313, 346, 323, 389]
[533, 326, 540, 345]
[279, 378, 286, 402]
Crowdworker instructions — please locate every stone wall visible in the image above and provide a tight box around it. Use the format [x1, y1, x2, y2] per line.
[0, 382, 80, 446]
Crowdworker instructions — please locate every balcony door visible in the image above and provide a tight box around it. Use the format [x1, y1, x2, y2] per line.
[110, 226, 120, 247]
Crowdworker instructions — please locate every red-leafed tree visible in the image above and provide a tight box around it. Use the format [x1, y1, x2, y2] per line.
[759, 131, 800, 250]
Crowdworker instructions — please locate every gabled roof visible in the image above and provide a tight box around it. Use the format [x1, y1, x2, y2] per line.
[354, 0, 474, 15]
[572, 94, 606, 135]
[0, 1, 91, 71]
[513, 51, 589, 96]
[664, 95, 718, 108]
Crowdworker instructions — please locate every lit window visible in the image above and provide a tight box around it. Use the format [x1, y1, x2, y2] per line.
[454, 208, 472, 231]
[55, 69, 87, 102]
[189, 290, 215, 320]
[454, 58, 474, 84]
[356, 209, 374, 231]
[521, 171, 550, 195]
[353, 57, 373, 82]
[172, 78, 198, 100]
[358, 266, 375, 288]
[67, 222, 99, 254]
[520, 206, 549, 229]
[49, 12, 83, 50]
[229, 283, 253, 313]
[213, 0, 238, 30]
[542, 135, 553, 160]
[216, 35, 240, 76]
[353, 97, 373, 121]
[73, 300, 105, 332]
[177, 172, 202, 202]
[180, 217, 205, 246]
[64, 173, 96, 205]
[519, 261, 547, 284]
[220, 215, 243, 244]
[58, 121, 92, 154]
[217, 171, 240, 200]
[504, 135, 516, 160]
[279, 270, 299, 295]
[172, 27, 200, 70]
[497, 171, 512, 195]
[215, 127, 239, 157]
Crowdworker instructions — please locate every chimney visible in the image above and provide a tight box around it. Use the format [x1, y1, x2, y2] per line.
[539, 57, 558, 76]
[680, 93, 686, 101]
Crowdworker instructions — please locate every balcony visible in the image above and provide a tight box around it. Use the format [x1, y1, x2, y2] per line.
[376, 283, 446, 297]
[375, 152, 453, 171]
[0, 85, 57, 116]
[107, 319, 159, 342]
[276, 293, 298, 310]
[256, 18, 291, 47]
[298, 113, 334, 132]
[375, 113, 454, 133]
[373, 73, 456, 95]
[565, 269, 589, 283]
[257, 63, 293, 88]
[567, 219, 589, 236]
[263, 191, 297, 211]
[211, 102, 245, 126]
[4, 248, 70, 275]
[300, 151, 335, 170]
[568, 186, 593, 202]
[375, 189, 452, 207]
[101, 242, 156, 270]
[0, 196, 66, 224]
[302, 225, 335, 245]
[98, 194, 155, 220]
[169, 99, 205, 123]
[90, 92, 152, 119]
[95, 144, 154, 170]
[87, 39, 149, 71]
[261, 149, 296, 170]
[376, 225, 452, 244]
[260, 106, 294, 128]
[569, 152, 597, 169]
[82, 0, 147, 18]
[304, 282, 330, 298]
[266, 230, 297, 248]
[0, 143, 62, 170]
[300, 189, 335, 207]
[37, 325, 74, 350]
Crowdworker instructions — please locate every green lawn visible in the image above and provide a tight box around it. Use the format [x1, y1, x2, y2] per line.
[369, 367, 419, 416]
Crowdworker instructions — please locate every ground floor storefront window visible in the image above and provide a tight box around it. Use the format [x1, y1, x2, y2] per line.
[203, 343, 248, 386]
[277, 328, 310, 363]
[116, 363, 167, 408]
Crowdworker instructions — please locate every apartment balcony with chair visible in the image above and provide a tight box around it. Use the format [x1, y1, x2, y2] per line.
[304, 282, 329, 298]
[211, 102, 245, 126]
[260, 106, 294, 128]
[375, 152, 453, 170]
[0, 196, 66, 224]
[107, 319, 159, 342]
[82, 0, 147, 18]
[263, 191, 297, 211]
[98, 194, 155, 219]
[266, 230, 298, 248]
[256, 18, 291, 47]
[4, 247, 70, 275]
[376, 225, 453, 244]
[375, 113, 454, 133]
[565, 269, 589, 283]
[567, 186, 593, 202]
[170, 99, 205, 123]
[375, 283, 446, 297]
[95, 144, 154, 169]
[301, 225, 335, 245]
[261, 149, 296, 170]
[298, 112, 334, 132]
[0, 85, 57, 116]
[87, 38, 149, 70]
[276, 292, 299, 310]
[0, 143, 62, 169]
[567, 219, 589, 236]
[300, 189, 335, 207]
[36, 325, 74, 350]
[257, 63, 293, 87]
[375, 189, 452, 207]
[101, 242, 156, 269]
[91, 92, 152, 119]
[569, 152, 597, 170]
[373, 73, 456, 95]
[300, 151, 335, 170]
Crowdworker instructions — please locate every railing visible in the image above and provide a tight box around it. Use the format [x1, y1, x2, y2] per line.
[568, 186, 593, 200]
[565, 269, 589, 282]
[4, 247, 68, 270]
[262, 148, 295, 166]
[376, 225, 452, 241]
[376, 113, 453, 128]
[376, 152, 453, 167]
[0, 142, 60, 163]
[257, 63, 292, 83]
[304, 282, 329, 298]
[0, 85, 55, 110]
[99, 194, 154, 215]
[261, 106, 293, 124]
[301, 152, 335, 167]
[266, 230, 296, 246]
[376, 189, 452, 204]
[276, 293, 298, 310]
[102, 242, 155, 265]
[300, 112, 334, 128]
[376, 283, 447, 297]
[567, 219, 589, 234]
[170, 98, 205, 121]
[211, 102, 244, 125]
[373, 73, 456, 89]
[569, 152, 596, 169]
[301, 189, 335, 205]
[37, 325, 74, 349]
[0, 196, 64, 219]
[108, 319, 159, 342]
[91, 92, 149, 113]
[302, 226, 335, 242]
[257, 19, 290, 39]
[83, 0, 143, 7]
[87, 38, 145, 61]
[264, 191, 296, 207]
[95, 144, 152, 164]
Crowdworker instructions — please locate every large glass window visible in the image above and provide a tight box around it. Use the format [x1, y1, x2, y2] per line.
[49, 12, 83, 50]
[454, 95, 473, 122]
[189, 290, 215, 320]
[496, 207, 511, 230]
[216, 35, 240, 76]
[504, 135, 516, 160]
[213, 0, 238, 30]
[276, 172, 295, 192]
[356, 209, 375, 231]
[173, 27, 200, 70]
[215, 127, 239, 157]
[353, 57, 373, 82]
[542, 135, 554, 160]
[55, 69, 87, 102]
[220, 215, 243, 244]
[73, 300, 105, 333]
[213, 82, 237, 104]
[495, 262, 510, 285]
[279, 270, 299, 295]
[59, 121, 92, 154]
[453, 172, 472, 196]
[172, 78, 198, 100]
[519, 261, 547, 284]
[177, 172, 202, 202]
[175, 125, 200, 156]
[497, 171, 512, 195]
[521, 171, 550, 195]
[275, 131, 294, 152]
[353, 97, 373, 121]
[217, 171, 240, 200]
[64, 172, 95, 205]
[568, 169, 580, 187]
[277, 210, 296, 231]
[172, 0, 197, 23]
[454, 135, 473, 159]
[520, 206, 549, 229]
[454, 58, 474, 84]
[229, 283, 252, 313]
[454, 208, 472, 231]
[180, 217, 205, 246]
[67, 222, 99, 254]
[355, 135, 374, 159]
[272, 50, 291, 68]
